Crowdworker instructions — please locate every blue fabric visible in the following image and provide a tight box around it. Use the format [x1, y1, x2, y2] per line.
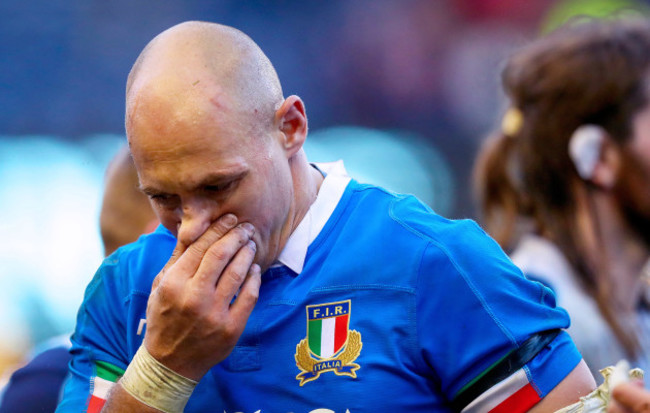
[56, 180, 581, 412]
[0, 346, 71, 413]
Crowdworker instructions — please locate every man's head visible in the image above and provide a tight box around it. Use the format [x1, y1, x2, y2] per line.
[125, 21, 309, 270]
[100, 145, 158, 256]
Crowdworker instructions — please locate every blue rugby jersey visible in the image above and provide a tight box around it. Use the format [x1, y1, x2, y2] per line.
[56, 180, 581, 412]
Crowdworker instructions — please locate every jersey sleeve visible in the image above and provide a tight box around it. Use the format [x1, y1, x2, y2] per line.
[55, 255, 131, 413]
[416, 219, 582, 412]
[56, 228, 173, 413]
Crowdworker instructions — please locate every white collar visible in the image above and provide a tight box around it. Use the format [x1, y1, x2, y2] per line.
[274, 161, 351, 274]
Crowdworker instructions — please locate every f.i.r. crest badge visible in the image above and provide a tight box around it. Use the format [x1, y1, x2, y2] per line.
[295, 300, 362, 386]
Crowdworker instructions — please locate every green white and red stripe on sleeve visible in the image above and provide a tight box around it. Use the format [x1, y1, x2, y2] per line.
[450, 329, 562, 412]
[461, 368, 541, 412]
[86, 360, 124, 413]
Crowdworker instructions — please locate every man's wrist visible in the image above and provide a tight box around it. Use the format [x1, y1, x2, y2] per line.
[120, 345, 198, 413]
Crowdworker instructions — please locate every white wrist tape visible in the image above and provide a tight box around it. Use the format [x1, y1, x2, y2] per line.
[120, 345, 198, 413]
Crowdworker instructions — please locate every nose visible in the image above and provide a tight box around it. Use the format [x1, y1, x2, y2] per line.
[176, 200, 216, 247]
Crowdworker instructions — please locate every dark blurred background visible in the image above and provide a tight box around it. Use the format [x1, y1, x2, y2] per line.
[1, 0, 647, 377]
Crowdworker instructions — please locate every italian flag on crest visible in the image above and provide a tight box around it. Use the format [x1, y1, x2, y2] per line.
[87, 361, 124, 413]
[307, 300, 350, 359]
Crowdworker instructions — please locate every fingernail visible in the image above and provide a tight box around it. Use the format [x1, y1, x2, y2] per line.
[240, 222, 255, 235]
[221, 214, 237, 228]
[248, 240, 256, 251]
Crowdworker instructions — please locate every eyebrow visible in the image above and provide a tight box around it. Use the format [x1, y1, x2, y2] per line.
[139, 169, 248, 195]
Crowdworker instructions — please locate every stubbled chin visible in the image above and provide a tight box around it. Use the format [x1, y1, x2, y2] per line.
[256, 231, 285, 272]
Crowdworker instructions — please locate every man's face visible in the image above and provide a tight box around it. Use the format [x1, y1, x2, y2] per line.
[127, 92, 294, 270]
[615, 102, 650, 247]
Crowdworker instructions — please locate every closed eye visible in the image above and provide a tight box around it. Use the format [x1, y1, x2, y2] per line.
[148, 193, 179, 208]
[204, 179, 238, 194]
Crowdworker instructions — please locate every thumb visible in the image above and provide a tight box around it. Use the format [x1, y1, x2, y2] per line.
[151, 237, 187, 291]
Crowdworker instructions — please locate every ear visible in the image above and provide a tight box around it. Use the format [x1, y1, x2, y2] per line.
[591, 137, 621, 190]
[275, 95, 308, 157]
[569, 124, 620, 189]
[569, 125, 605, 180]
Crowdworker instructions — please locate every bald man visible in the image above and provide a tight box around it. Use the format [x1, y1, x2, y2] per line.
[57, 22, 594, 413]
[0, 146, 156, 413]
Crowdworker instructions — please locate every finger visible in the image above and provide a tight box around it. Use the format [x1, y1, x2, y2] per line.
[612, 383, 650, 412]
[166, 239, 188, 271]
[173, 214, 239, 276]
[194, 223, 255, 285]
[212, 239, 257, 304]
[607, 400, 627, 413]
[152, 255, 176, 292]
[151, 269, 164, 291]
[608, 397, 632, 413]
[229, 263, 262, 324]
[152, 214, 239, 292]
[155, 242, 186, 290]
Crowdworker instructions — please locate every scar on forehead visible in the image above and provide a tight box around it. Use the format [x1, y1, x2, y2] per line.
[210, 96, 225, 110]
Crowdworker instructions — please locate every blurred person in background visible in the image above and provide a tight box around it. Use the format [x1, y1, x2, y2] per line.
[99, 146, 159, 257]
[56, 21, 595, 413]
[0, 146, 157, 413]
[474, 18, 650, 384]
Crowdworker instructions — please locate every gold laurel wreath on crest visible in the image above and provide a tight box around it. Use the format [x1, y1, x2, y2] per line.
[339, 330, 362, 367]
[295, 339, 317, 372]
[295, 330, 363, 384]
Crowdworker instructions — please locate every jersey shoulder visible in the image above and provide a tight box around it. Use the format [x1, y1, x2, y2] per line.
[345, 181, 506, 270]
[86, 225, 175, 305]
